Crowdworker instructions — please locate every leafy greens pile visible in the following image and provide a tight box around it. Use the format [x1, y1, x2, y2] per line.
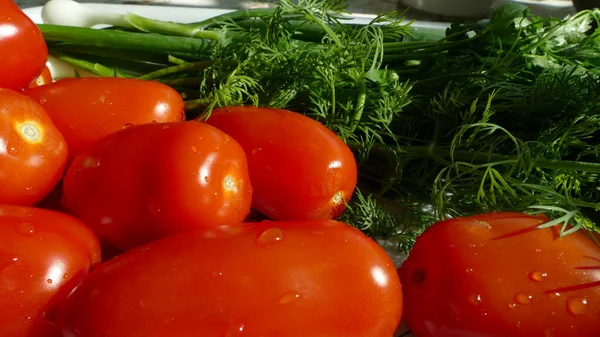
[39, 0, 600, 251]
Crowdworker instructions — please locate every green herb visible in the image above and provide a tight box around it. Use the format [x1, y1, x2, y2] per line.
[38, 0, 600, 251]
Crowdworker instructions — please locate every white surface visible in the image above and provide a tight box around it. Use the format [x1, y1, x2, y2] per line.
[23, 3, 451, 29]
[400, 0, 575, 18]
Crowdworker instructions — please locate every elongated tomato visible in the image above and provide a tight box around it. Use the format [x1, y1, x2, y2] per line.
[204, 106, 357, 220]
[62, 122, 252, 251]
[399, 212, 600, 337]
[26, 77, 185, 159]
[0, 89, 67, 206]
[0, 205, 101, 337]
[53, 220, 402, 337]
[0, 1, 48, 90]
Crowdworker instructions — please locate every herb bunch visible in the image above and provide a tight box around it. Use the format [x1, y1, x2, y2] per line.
[38, 0, 600, 251]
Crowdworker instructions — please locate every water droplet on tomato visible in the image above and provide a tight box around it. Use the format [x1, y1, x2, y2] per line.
[46, 278, 53, 284]
[251, 148, 262, 155]
[24, 316, 32, 322]
[212, 271, 223, 277]
[468, 294, 482, 305]
[508, 303, 518, 309]
[465, 268, 474, 273]
[190, 146, 198, 153]
[516, 321, 522, 328]
[139, 300, 149, 308]
[82, 157, 100, 168]
[535, 248, 543, 253]
[63, 273, 68, 280]
[544, 328, 554, 337]
[514, 292, 533, 305]
[0, 254, 17, 273]
[224, 323, 245, 336]
[279, 291, 303, 304]
[468, 244, 476, 248]
[162, 125, 169, 130]
[548, 292, 561, 300]
[122, 123, 134, 129]
[566, 296, 588, 316]
[529, 270, 547, 282]
[7, 146, 18, 156]
[204, 176, 210, 183]
[39, 97, 47, 104]
[16, 223, 36, 236]
[255, 228, 284, 247]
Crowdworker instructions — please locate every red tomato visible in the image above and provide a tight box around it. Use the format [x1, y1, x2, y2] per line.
[52, 220, 402, 337]
[0, 89, 68, 206]
[204, 106, 357, 221]
[399, 212, 600, 337]
[0, 1, 48, 91]
[28, 66, 53, 88]
[26, 77, 185, 160]
[0, 205, 101, 337]
[62, 122, 253, 251]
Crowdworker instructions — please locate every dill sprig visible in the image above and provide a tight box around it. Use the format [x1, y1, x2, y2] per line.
[38, 0, 600, 250]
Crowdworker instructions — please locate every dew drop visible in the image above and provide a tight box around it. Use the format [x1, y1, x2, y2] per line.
[544, 328, 554, 337]
[468, 294, 482, 306]
[161, 125, 169, 130]
[0, 255, 17, 272]
[190, 146, 198, 153]
[514, 292, 533, 305]
[251, 148, 262, 155]
[17, 223, 36, 236]
[279, 291, 303, 305]
[566, 296, 588, 316]
[204, 176, 210, 183]
[516, 321, 522, 328]
[46, 278, 53, 284]
[508, 303, 518, 309]
[465, 268, 474, 273]
[535, 248, 543, 253]
[63, 273, 69, 280]
[529, 270, 548, 283]
[212, 271, 223, 277]
[224, 323, 245, 337]
[468, 243, 476, 248]
[548, 292, 561, 300]
[24, 316, 32, 322]
[7, 146, 18, 156]
[255, 228, 284, 247]
[122, 123, 134, 129]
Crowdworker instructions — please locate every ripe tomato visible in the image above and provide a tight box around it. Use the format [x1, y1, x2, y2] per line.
[399, 212, 600, 337]
[62, 122, 253, 251]
[0, 1, 48, 91]
[204, 106, 357, 221]
[52, 220, 402, 337]
[26, 77, 185, 160]
[0, 89, 68, 206]
[0, 205, 101, 337]
[28, 66, 53, 88]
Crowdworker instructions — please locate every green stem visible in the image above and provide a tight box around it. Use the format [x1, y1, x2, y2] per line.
[50, 52, 132, 78]
[138, 60, 236, 80]
[39, 24, 217, 56]
[124, 13, 221, 40]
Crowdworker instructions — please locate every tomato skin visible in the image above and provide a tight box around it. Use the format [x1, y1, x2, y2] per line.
[62, 122, 253, 251]
[53, 220, 402, 337]
[26, 77, 185, 160]
[0, 2, 48, 91]
[0, 89, 68, 206]
[28, 66, 53, 88]
[0, 205, 101, 337]
[204, 106, 358, 221]
[399, 212, 600, 337]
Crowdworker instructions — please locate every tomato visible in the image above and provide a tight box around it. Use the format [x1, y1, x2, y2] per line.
[28, 66, 53, 88]
[0, 205, 101, 337]
[52, 220, 402, 337]
[0, 1, 48, 91]
[26, 77, 185, 160]
[204, 106, 357, 221]
[399, 212, 600, 337]
[0, 89, 68, 206]
[62, 122, 253, 251]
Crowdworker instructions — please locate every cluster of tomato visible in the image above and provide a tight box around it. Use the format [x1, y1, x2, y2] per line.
[1, 3, 404, 337]
[3, 2, 600, 337]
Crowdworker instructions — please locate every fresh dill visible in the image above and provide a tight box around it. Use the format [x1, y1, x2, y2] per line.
[38, 0, 600, 251]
